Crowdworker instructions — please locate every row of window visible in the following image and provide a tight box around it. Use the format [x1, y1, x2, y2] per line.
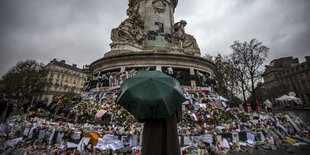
[267, 79, 310, 91]
[45, 85, 82, 92]
[48, 78, 83, 86]
[49, 72, 85, 79]
[48, 67, 85, 77]
[277, 62, 310, 78]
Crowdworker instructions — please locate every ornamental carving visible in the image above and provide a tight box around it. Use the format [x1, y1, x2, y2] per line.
[111, 8, 145, 45]
[152, 0, 166, 14]
[172, 20, 201, 55]
[129, 0, 178, 9]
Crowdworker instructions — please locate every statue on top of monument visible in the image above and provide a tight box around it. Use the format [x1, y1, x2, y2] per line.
[152, 0, 166, 14]
[111, 7, 145, 46]
[129, 0, 178, 10]
[172, 20, 200, 55]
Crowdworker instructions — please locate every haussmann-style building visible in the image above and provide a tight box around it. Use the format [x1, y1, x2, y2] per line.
[34, 59, 87, 104]
[261, 56, 310, 106]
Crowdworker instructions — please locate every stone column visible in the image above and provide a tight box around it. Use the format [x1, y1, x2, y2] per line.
[135, 0, 177, 50]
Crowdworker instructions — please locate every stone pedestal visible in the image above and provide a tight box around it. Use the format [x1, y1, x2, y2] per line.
[91, 0, 215, 87]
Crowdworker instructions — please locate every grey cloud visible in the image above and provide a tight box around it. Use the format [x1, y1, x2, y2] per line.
[1, 0, 309, 76]
[176, 0, 310, 62]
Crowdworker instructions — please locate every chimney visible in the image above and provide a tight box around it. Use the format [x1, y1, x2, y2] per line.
[60, 60, 66, 64]
[305, 56, 310, 62]
[293, 58, 299, 63]
[51, 58, 57, 62]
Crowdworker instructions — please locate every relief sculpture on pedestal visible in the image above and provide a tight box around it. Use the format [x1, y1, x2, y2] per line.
[172, 20, 200, 55]
[111, 7, 145, 46]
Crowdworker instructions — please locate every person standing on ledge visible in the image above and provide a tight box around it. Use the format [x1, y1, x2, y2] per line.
[141, 107, 182, 155]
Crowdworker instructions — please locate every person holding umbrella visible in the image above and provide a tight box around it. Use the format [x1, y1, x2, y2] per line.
[116, 71, 186, 155]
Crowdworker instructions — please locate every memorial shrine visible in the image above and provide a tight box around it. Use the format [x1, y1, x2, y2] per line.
[88, 0, 216, 90]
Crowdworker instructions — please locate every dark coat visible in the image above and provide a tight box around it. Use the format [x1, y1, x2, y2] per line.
[0, 100, 7, 112]
[141, 108, 182, 155]
[0, 100, 7, 116]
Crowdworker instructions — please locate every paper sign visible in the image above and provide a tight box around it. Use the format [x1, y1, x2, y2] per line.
[271, 127, 284, 139]
[27, 127, 36, 139]
[77, 137, 91, 152]
[216, 135, 222, 144]
[108, 140, 124, 150]
[130, 135, 138, 147]
[246, 132, 255, 144]
[95, 138, 106, 150]
[49, 129, 55, 144]
[184, 136, 194, 146]
[258, 132, 265, 142]
[57, 132, 64, 144]
[239, 142, 247, 146]
[232, 133, 239, 142]
[23, 128, 30, 136]
[121, 136, 130, 146]
[221, 138, 230, 148]
[71, 131, 81, 140]
[199, 104, 207, 108]
[67, 142, 78, 148]
[267, 136, 274, 145]
[193, 104, 200, 110]
[95, 110, 107, 119]
[222, 102, 227, 107]
[7, 137, 23, 146]
[182, 105, 186, 111]
[38, 130, 46, 139]
[190, 114, 198, 121]
[285, 115, 301, 132]
[200, 134, 213, 144]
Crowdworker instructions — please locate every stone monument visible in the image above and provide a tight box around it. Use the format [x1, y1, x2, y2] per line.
[90, 0, 215, 88]
[108, 0, 200, 56]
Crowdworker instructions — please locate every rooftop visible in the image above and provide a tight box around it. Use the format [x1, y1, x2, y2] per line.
[46, 59, 82, 73]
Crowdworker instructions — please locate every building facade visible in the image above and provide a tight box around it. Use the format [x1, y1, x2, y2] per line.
[34, 59, 87, 104]
[261, 56, 310, 106]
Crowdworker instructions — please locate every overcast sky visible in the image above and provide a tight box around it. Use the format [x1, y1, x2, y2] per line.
[0, 0, 309, 76]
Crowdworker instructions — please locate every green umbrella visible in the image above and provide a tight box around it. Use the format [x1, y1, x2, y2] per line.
[116, 71, 186, 120]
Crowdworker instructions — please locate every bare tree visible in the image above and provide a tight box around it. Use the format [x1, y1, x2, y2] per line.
[214, 54, 228, 97]
[230, 53, 249, 101]
[214, 54, 240, 101]
[231, 39, 269, 101]
[203, 53, 214, 62]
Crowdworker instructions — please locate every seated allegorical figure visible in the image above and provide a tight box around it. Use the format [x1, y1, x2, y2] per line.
[172, 20, 200, 55]
[111, 8, 145, 45]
